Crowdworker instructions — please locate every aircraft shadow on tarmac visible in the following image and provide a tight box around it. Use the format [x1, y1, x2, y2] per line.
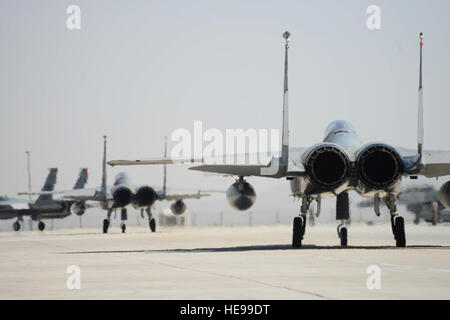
[58, 244, 450, 255]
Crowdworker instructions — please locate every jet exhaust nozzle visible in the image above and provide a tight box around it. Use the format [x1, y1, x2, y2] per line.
[112, 187, 134, 207]
[304, 144, 351, 190]
[133, 186, 157, 207]
[356, 144, 403, 190]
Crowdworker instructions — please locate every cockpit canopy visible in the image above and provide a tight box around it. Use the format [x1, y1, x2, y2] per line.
[113, 172, 131, 186]
[324, 120, 357, 139]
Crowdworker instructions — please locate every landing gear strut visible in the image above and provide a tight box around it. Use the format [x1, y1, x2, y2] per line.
[146, 207, 156, 232]
[386, 194, 406, 247]
[336, 192, 350, 247]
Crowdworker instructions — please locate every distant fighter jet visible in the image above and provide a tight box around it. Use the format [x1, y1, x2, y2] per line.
[109, 32, 450, 247]
[398, 185, 449, 225]
[1, 168, 88, 231]
[358, 185, 450, 225]
[34, 136, 211, 234]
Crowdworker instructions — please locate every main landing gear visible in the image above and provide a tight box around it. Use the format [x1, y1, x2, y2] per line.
[103, 209, 113, 234]
[13, 221, 21, 231]
[386, 194, 406, 247]
[38, 221, 46, 231]
[146, 207, 156, 233]
[292, 197, 310, 247]
[12, 216, 24, 231]
[102, 208, 128, 233]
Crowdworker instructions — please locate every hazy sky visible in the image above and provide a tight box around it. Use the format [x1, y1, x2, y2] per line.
[0, 1, 449, 228]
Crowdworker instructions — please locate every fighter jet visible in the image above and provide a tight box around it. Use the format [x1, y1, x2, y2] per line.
[109, 32, 450, 247]
[396, 185, 449, 225]
[41, 136, 211, 234]
[1, 167, 89, 231]
[358, 184, 450, 225]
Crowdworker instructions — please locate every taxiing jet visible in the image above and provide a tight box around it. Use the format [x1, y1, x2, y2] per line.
[359, 185, 450, 225]
[42, 136, 211, 233]
[109, 32, 450, 247]
[1, 168, 88, 231]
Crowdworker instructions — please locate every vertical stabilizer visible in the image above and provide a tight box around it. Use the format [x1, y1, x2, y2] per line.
[417, 32, 424, 158]
[163, 136, 168, 196]
[101, 135, 107, 199]
[73, 168, 88, 190]
[36, 168, 58, 203]
[281, 31, 290, 166]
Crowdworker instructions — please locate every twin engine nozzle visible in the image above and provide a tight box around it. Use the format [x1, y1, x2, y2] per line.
[304, 143, 403, 191]
[112, 186, 158, 208]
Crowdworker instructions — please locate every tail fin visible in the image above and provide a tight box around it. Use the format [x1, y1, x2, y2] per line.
[100, 135, 107, 199]
[73, 168, 88, 190]
[36, 168, 58, 203]
[163, 136, 168, 195]
[417, 32, 424, 158]
[281, 31, 290, 167]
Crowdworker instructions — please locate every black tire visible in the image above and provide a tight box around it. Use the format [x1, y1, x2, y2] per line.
[121, 224, 126, 233]
[394, 216, 406, 247]
[103, 219, 109, 234]
[340, 227, 348, 247]
[38, 221, 45, 231]
[149, 218, 156, 232]
[13, 222, 20, 231]
[292, 217, 304, 248]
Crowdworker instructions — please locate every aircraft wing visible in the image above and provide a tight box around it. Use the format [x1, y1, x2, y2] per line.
[18, 188, 107, 202]
[163, 191, 211, 201]
[0, 200, 29, 210]
[397, 147, 450, 178]
[421, 150, 450, 178]
[108, 150, 307, 178]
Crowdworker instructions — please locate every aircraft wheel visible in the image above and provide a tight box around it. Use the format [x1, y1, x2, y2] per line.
[38, 221, 45, 231]
[121, 223, 126, 233]
[292, 216, 304, 248]
[149, 218, 156, 233]
[13, 221, 20, 231]
[103, 219, 109, 234]
[339, 227, 348, 247]
[394, 216, 406, 247]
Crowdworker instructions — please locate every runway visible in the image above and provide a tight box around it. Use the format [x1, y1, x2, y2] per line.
[0, 222, 449, 299]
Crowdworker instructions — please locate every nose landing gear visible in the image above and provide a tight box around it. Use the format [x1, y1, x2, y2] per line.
[336, 192, 350, 247]
[146, 207, 156, 232]
[120, 208, 127, 233]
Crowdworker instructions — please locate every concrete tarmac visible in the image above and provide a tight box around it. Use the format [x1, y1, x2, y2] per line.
[0, 222, 449, 299]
